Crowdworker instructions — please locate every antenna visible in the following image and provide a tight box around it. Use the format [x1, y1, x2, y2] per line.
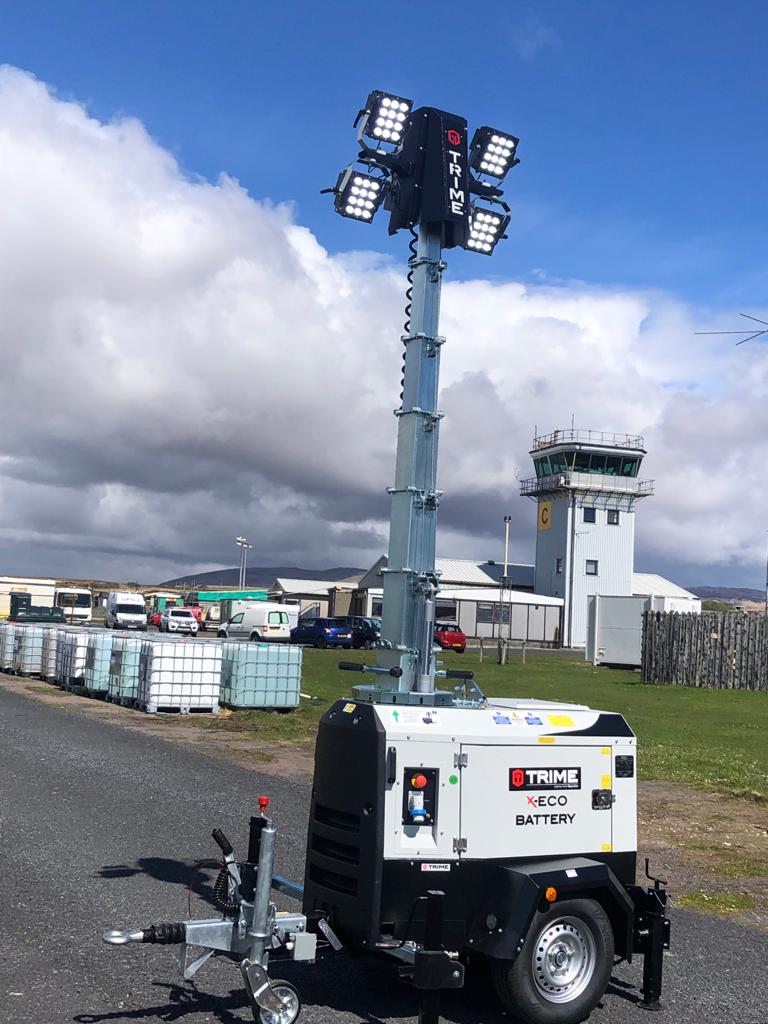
[695, 312, 768, 346]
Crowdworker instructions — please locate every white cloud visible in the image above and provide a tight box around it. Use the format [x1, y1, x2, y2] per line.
[0, 66, 766, 587]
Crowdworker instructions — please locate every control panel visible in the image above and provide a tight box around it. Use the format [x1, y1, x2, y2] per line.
[401, 767, 439, 826]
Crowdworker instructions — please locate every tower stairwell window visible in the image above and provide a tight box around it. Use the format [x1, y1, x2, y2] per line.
[586, 560, 599, 576]
[583, 507, 596, 523]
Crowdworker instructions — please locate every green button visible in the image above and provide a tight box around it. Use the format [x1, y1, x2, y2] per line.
[449, 774, 459, 785]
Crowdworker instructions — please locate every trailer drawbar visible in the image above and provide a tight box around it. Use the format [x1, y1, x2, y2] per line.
[102, 88, 670, 1023]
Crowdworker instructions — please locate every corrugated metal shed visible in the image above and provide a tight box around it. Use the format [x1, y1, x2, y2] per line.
[445, 588, 563, 607]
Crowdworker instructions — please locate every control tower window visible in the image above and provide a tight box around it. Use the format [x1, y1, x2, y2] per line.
[549, 451, 569, 474]
[574, 452, 591, 472]
[622, 457, 639, 477]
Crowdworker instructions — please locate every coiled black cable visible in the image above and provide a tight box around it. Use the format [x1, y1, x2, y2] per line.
[212, 864, 239, 916]
[400, 226, 418, 402]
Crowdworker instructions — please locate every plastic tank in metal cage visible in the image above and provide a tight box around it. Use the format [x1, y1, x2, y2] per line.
[137, 638, 222, 713]
[108, 634, 144, 704]
[219, 641, 302, 710]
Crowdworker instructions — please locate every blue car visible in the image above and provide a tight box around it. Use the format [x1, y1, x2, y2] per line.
[290, 617, 353, 649]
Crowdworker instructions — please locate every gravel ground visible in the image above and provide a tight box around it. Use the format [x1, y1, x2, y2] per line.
[0, 683, 765, 1024]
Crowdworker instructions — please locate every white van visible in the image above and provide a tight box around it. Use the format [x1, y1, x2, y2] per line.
[53, 587, 93, 624]
[105, 591, 147, 630]
[217, 602, 294, 642]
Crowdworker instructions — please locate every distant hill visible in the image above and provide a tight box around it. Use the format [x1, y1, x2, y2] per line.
[688, 585, 765, 603]
[162, 565, 366, 588]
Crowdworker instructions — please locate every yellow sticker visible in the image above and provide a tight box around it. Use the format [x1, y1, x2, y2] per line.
[600, 747, 611, 755]
[601, 843, 612, 852]
[601, 775, 612, 789]
[547, 714, 575, 728]
[538, 736, 555, 744]
[343, 703, 356, 714]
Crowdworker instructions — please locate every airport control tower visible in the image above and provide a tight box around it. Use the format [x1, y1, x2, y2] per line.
[519, 428, 654, 647]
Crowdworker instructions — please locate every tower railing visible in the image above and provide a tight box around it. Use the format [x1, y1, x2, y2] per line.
[519, 471, 655, 498]
[531, 429, 645, 451]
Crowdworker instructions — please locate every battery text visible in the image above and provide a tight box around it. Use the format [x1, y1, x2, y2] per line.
[515, 813, 576, 827]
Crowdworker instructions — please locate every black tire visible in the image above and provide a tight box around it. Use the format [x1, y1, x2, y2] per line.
[217, 630, 227, 638]
[254, 978, 301, 1024]
[315, 637, 327, 649]
[491, 898, 614, 1024]
[250, 632, 262, 642]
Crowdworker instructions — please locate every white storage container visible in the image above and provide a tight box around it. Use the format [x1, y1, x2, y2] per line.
[0, 623, 16, 671]
[108, 633, 144, 703]
[84, 629, 114, 694]
[57, 629, 88, 687]
[13, 625, 45, 676]
[41, 627, 62, 680]
[220, 641, 302, 709]
[138, 638, 221, 713]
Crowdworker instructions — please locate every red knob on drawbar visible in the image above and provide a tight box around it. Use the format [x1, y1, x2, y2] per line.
[258, 795, 270, 814]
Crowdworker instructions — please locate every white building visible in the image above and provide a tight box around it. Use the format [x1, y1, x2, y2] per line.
[520, 428, 655, 647]
[0, 576, 56, 618]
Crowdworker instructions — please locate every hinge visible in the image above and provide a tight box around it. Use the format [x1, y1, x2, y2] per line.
[453, 837, 467, 854]
[454, 752, 468, 768]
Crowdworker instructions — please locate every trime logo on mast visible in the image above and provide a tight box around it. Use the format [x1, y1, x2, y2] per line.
[446, 128, 466, 216]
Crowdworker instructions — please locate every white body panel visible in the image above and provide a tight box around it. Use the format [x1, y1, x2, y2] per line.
[373, 699, 636, 863]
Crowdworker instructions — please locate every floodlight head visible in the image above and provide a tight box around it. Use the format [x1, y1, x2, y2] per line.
[469, 126, 520, 180]
[362, 90, 413, 147]
[465, 205, 510, 255]
[333, 168, 386, 223]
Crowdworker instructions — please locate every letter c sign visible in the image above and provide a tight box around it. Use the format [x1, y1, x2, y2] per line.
[538, 501, 552, 531]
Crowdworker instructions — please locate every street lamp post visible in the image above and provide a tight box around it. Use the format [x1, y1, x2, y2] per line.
[235, 536, 252, 590]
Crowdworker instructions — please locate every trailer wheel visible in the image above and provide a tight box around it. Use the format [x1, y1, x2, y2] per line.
[254, 979, 301, 1024]
[491, 898, 613, 1024]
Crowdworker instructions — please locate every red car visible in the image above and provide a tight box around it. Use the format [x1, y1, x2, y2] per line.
[149, 611, 162, 628]
[434, 622, 466, 653]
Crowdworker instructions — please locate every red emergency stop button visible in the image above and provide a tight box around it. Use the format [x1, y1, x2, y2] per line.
[411, 773, 428, 790]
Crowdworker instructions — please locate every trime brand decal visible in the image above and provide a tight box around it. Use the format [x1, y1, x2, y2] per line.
[516, 813, 576, 826]
[509, 767, 581, 791]
[421, 862, 452, 873]
[445, 130, 467, 217]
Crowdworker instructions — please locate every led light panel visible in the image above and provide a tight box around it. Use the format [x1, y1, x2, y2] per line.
[465, 207, 509, 254]
[334, 171, 385, 222]
[469, 126, 520, 181]
[362, 90, 413, 146]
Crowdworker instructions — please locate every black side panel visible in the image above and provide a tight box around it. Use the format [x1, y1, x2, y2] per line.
[379, 852, 637, 955]
[552, 713, 635, 738]
[303, 701, 385, 947]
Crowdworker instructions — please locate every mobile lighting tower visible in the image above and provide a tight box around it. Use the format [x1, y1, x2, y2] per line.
[326, 91, 517, 701]
[102, 91, 670, 1024]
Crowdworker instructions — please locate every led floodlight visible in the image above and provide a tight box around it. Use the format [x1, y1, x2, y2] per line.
[362, 90, 413, 145]
[465, 206, 510, 254]
[469, 126, 520, 180]
[333, 169, 385, 222]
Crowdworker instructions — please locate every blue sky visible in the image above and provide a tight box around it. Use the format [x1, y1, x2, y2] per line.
[0, 3, 767, 591]
[2, 0, 767, 307]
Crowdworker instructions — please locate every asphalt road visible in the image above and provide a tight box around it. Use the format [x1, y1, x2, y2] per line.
[1, 682, 764, 1024]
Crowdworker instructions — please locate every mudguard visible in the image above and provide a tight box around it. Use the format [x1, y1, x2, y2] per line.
[466, 857, 635, 961]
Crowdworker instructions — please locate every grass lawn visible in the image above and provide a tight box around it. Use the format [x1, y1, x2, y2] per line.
[214, 650, 768, 802]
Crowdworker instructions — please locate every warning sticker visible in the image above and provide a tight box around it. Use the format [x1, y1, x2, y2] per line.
[547, 714, 575, 728]
[343, 703, 356, 714]
[493, 713, 512, 725]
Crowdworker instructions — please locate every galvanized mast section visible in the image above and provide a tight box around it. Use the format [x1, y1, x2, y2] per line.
[379, 224, 445, 694]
